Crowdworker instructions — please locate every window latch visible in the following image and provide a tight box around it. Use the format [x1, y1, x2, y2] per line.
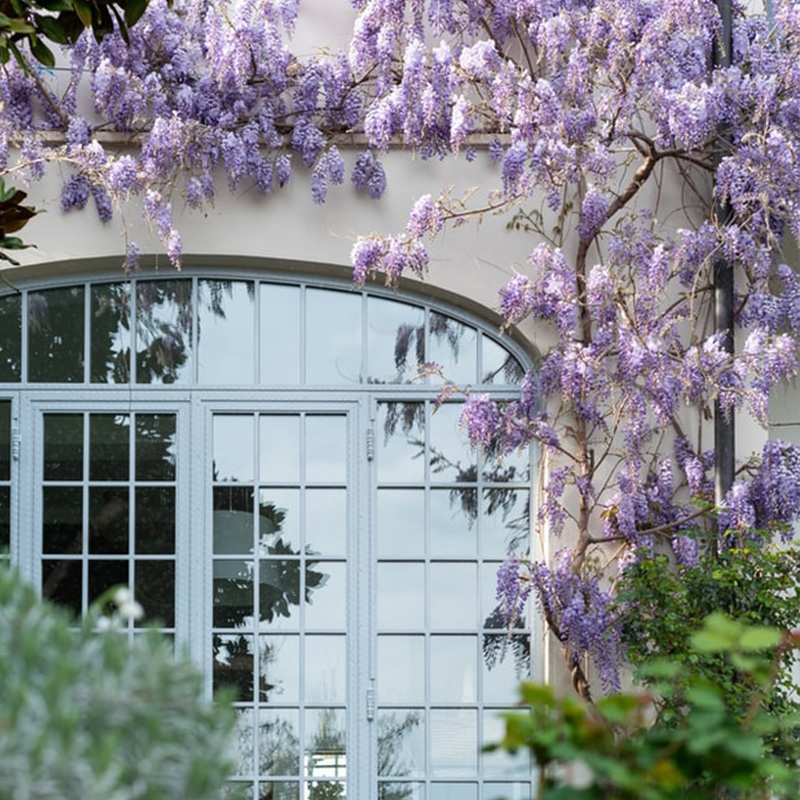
[366, 686, 375, 721]
[366, 427, 375, 461]
[11, 426, 20, 461]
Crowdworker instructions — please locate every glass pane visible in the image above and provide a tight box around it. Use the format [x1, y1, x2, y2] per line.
[135, 560, 175, 626]
[260, 782, 299, 800]
[306, 489, 346, 556]
[305, 709, 347, 777]
[305, 562, 345, 629]
[261, 283, 301, 385]
[91, 283, 131, 383]
[28, 286, 85, 382]
[213, 560, 254, 628]
[429, 405, 475, 484]
[259, 635, 300, 703]
[0, 487, 9, 550]
[430, 636, 477, 703]
[367, 297, 425, 384]
[377, 563, 424, 630]
[379, 782, 424, 800]
[429, 784, 476, 800]
[135, 487, 175, 554]
[260, 416, 300, 483]
[428, 313, 476, 385]
[0, 400, 10, 481]
[305, 635, 346, 704]
[215, 487, 255, 555]
[483, 783, 533, 800]
[482, 444, 530, 484]
[430, 710, 477, 777]
[136, 280, 192, 384]
[306, 416, 346, 483]
[214, 415, 254, 483]
[259, 710, 300, 775]
[43, 414, 83, 481]
[259, 558, 302, 628]
[135, 414, 176, 481]
[43, 486, 82, 553]
[378, 636, 424, 705]
[259, 489, 299, 552]
[377, 489, 424, 557]
[306, 289, 361, 384]
[430, 564, 477, 630]
[232, 708, 254, 774]
[377, 710, 425, 778]
[88, 559, 128, 606]
[377, 403, 425, 483]
[89, 414, 130, 481]
[198, 280, 255, 384]
[89, 487, 129, 554]
[213, 633, 254, 700]
[306, 783, 345, 800]
[0, 293, 21, 382]
[430, 490, 477, 557]
[482, 713, 530, 777]
[41, 559, 82, 616]
[482, 337, 523, 385]
[482, 489, 529, 558]
[482, 634, 530, 705]
[224, 783, 251, 800]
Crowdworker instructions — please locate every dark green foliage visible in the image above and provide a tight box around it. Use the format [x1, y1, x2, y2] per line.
[616, 543, 800, 730]
[0, 178, 36, 266]
[0, 565, 235, 800]
[0, 0, 153, 69]
[493, 616, 800, 800]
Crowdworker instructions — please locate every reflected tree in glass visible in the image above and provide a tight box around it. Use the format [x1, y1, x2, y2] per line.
[136, 280, 192, 384]
[378, 711, 423, 782]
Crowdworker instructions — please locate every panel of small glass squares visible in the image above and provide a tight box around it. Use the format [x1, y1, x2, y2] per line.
[375, 400, 532, 788]
[40, 412, 177, 633]
[212, 413, 349, 800]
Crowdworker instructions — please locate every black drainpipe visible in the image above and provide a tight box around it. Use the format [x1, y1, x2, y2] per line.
[714, 0, 735, 525]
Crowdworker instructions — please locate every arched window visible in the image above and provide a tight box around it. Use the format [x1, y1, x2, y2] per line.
[1, 270, 537, 800]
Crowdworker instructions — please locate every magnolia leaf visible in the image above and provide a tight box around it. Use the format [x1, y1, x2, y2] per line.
[124, 0, 148, 27]
[35, 15, 69, 45]
[28, 34, 55, 67]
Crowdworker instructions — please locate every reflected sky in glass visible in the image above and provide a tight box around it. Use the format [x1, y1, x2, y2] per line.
[198, 280, 255, 384]
[377, 710, 425, 779]
[306, 415, 346, 483]
[306, 289, 361, 384]
[260, 416, 300, 483]
[482, 336, 523, 386]
[305, 635, 346, 704]
[429, 405, 475, 484]
[377, 403, 425, 483]
[377, 562, 424, 630]
[367, 296, 424, 384]
[430, 636, 476, 703]
[377, 489, 424, 556]
[428, 313, 476, 386]
[214, 415, 254, 482]
[430, 563, 477, 629]
[378, 636, 424, 705]
[261, 283, 301, 385]
[430, 709, 477, 777]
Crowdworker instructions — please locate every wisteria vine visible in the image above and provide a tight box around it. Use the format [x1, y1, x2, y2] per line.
[3, 0, 800, 697]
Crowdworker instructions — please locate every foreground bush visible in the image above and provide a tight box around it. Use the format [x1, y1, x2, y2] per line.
[0, 566, 234, 800]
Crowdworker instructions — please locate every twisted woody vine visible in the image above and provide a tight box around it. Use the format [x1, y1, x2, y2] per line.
[2, 0, 800, 708]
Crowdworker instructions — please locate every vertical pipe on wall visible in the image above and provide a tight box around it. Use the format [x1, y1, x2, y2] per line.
[714, 0, 735, 518]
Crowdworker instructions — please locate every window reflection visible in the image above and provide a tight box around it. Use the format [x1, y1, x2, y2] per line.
[136, 280, 192, 384]
[91, 283, 130, 383]
[367, 297, 424, 384]
[0, 293, 21, 382]
[428, 312, 477, 385]
[29, 286, 85, 382]
[198, 280, 255, 384]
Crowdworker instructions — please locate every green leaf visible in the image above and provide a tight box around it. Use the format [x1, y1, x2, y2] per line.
[124, 0, 149, 27]
[35, 15, 70, 44]
[738, 626, 781, 652]
[28, 34, 55, 67]
[0, 236, 33, 250]
[70, 0, 93, 28]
